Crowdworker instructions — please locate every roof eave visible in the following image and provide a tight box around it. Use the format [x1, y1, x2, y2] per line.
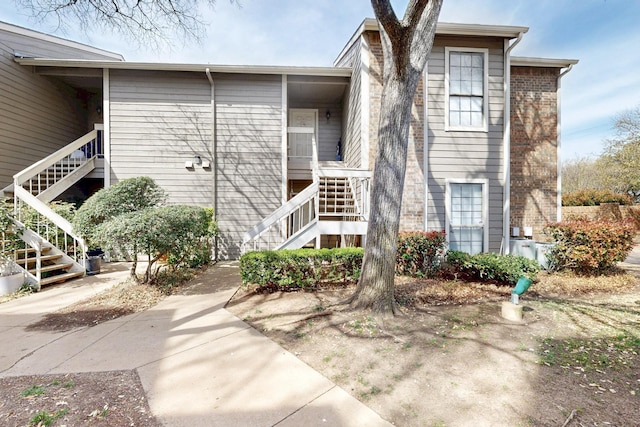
[14, 57, 353, 77]
[511, 56, 579, 68]
[361, 18, 528, 38]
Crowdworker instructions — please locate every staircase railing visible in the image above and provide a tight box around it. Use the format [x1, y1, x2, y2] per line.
[2, 219, 44, 289]
[13, 187, 86, 281]
[10, 129, 100, 284]
[242, 182, 319, 252]
[14, 127, 103, 202]
[317, 168, 371, 220]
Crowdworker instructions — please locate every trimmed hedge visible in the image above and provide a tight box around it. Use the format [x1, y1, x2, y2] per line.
[239, 248, 363, 290]
[562, 189, 633, 206]
[544, 220, 636, 274]
[396, 230, 446, 277]
[445, 250, 540, 285]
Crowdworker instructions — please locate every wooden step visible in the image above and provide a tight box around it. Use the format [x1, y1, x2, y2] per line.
[19, 254, 63, 265]
[14, 246, 52, 256]
[28, 262, 74, 274]
[40, 271, 84, 287]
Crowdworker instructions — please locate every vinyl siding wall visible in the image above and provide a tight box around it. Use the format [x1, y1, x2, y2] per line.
[426, 37, 505, 252]
[109, 71, 283, 259]
[336, 38, 363, 168]
[0, 29, 88, 189]
[215, 74, 283, 258]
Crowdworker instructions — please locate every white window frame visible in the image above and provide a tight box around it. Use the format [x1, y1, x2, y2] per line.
[445, 47, 489, 132]
[445, 179, 489, 254]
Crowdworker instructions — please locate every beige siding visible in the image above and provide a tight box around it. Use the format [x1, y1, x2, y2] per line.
[426, 40, 505, 252]
[338, 38, 363, 168]
[215, 75, 283, 259]
[0, 30, 87, 189]
[109, 69, 214, 216]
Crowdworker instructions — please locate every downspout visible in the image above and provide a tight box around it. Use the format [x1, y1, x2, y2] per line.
[205, 68, 218, 260]
[556, 64, 574, 223]
[501, 31, 525, 255]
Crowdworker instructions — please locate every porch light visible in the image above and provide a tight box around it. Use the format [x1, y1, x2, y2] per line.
[326, 110, 331, 121]
[194, 155, 202, 165]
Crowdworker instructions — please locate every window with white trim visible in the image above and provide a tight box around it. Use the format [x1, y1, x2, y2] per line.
[447, 181, 487, 254]
[445, 48, 488, 131]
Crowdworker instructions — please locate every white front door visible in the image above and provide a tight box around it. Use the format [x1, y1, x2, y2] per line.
[287, 109, 318, 179]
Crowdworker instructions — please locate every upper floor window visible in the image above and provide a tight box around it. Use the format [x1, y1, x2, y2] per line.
[445, 47, 489, 131]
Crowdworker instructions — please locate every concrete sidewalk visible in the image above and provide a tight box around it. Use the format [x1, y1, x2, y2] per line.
[0, 262, 391, 426]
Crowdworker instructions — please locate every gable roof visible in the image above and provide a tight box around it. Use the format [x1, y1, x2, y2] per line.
[335, 18, 529, 65]
[0, 21, 124, 61]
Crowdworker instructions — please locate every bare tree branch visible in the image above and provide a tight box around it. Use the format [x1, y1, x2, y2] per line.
[14, 0, 233, 48]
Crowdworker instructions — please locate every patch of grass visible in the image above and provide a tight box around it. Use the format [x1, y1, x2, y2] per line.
[538, 333, 640, 370]
[359, 385, 382, 401]
[29, 408, 68, 426]
[63, 381, 75, 388]
[21, 385, 45, 397]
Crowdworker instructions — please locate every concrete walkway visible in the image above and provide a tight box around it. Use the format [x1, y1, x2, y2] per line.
[0, 262, 391, 426]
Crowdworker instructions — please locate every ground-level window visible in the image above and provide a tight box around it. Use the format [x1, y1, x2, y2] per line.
[446, 181, 487, 254]
[445, 47, 488, 131]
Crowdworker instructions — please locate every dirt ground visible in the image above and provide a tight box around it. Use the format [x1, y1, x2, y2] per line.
[226, 272, 640, 427]
[1, 266, 639, 426]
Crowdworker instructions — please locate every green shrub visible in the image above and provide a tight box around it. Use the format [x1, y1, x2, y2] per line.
[94, 205, 215, 283]
[239, 248, 363, 290]
[445, 250, 540, 285]
[544, 220, 636, 274]
[73, 176, 166, 247]
[562, 189, 633, 206]
[396, 230, 446, 277]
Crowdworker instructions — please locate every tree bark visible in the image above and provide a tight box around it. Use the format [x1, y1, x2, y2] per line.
[348, 0, 442, 315]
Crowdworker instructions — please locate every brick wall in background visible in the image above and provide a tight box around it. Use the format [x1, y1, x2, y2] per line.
[510, 66, 560, 241]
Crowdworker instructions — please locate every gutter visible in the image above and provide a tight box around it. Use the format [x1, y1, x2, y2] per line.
[205, 68, 218, 261]
[501, 30, 525, 255]
[556, 64, 575, 222]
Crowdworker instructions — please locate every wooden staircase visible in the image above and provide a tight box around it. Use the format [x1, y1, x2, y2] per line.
[14, 244, 84, 287]
[2, 127, 104, 289]
[242, 167, 371, 252]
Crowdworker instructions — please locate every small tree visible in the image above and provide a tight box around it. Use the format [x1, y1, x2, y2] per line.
[73, 176, 166, 249]
[94, 205, 215, 283]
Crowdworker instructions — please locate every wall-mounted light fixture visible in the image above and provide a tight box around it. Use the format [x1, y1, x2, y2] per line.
[326, 110, 331, 121]
[194, 155, 202, 166]
[96, 105, 102, 115]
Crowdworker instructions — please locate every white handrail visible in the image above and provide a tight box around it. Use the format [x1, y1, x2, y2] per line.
[14, 130, 98, 185]
[14, 187, 82, 240]
[243, 182, 319, 243]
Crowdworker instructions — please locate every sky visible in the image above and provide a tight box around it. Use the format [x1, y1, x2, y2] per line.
[1, 0, 639, 161]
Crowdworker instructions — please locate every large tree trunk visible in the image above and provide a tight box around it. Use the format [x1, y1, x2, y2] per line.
[348, 0, 442, 315]
[348, 77, 418, 314]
